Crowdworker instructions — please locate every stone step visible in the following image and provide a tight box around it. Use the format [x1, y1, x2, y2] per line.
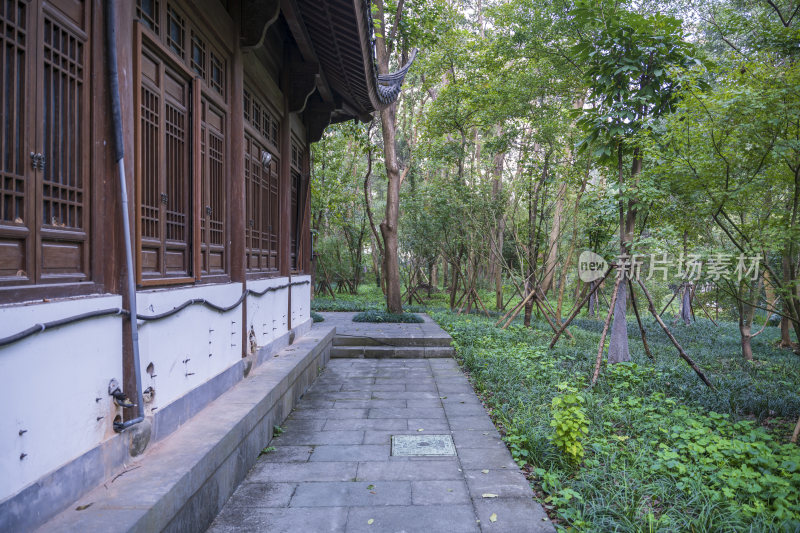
[330, 345, 454, 359]
[332, 334, 452, 347]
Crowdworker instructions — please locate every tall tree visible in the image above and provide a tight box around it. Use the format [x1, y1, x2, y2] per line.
[574, 0, 699, 362]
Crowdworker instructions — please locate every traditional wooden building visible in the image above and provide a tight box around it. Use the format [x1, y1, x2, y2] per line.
[0, 1, 412, 530]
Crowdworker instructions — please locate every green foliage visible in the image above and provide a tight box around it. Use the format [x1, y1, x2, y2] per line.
[352, 310, 424, 323]
[550, 384, 589, 465]
[429, 310, 800, 531]
[572, 1, 701, 161]
[258, 446, 275, 457]
[311, 311, 324, 323]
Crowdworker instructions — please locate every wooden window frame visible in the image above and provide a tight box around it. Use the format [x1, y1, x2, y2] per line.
[134, 25, 195, 287]
[0, 0, 103, 304]
[133, 2, 232, 288]
[289, 136, 307, 275]
[243, 81, 282, 280]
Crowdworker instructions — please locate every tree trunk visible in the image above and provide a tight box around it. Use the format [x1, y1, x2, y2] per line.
[782, 251, 800, 347]
[781, 316, 793, 348]
[449, 258, 460, 310]
[541, 180, 566, 295]
[491, 132, 505, 310]
[588, 281, 597, 318]
[680, 283, 693, 325]
[740, 318, 754, 361]
[608, 145, 639, 363]
[557, 167, 589, 321]
[374, 0, 403, 314]
[608, 279, 630, 363]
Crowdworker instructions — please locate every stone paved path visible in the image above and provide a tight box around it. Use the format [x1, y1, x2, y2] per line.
[207, 358, 554, 533]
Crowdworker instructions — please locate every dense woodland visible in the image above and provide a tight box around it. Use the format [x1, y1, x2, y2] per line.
[310, 0, 800, 530]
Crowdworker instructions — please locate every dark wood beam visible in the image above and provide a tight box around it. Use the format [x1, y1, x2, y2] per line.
[287, 51, 319, 113]
[280, 0, 335, 104]
[304, 93, 337, 143]
[241, 0, 280, 50]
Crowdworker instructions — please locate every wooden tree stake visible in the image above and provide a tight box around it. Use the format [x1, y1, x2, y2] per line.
[628, 278, 654, 361]
[549, 267, 614, 348]
[636, 277, 716, 390]
[591, 275, 623, 386]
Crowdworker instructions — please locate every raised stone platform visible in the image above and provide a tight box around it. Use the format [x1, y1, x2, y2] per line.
[320, 312, 454, 359]
[37, 327, 335, 533]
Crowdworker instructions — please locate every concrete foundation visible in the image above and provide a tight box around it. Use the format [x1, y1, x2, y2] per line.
[35, 325, 333, 533]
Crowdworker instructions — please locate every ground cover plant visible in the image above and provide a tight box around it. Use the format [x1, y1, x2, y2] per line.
[352, 310, 424, 323]
[434, 311, 800, 532]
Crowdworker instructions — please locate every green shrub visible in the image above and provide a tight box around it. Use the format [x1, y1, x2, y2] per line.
[352, 310, 424, 323]
[550, 384, 589, 465]
[311, 311, 324, 323]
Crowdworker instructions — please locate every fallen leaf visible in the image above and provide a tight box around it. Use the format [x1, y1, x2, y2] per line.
[481, 469, 489, 474]
[489, 513, 497, 523]
[440, 396, 447, 399]
[482, 493, 498, 498]
[75, 503, 93, 511]
[417, 428, 424, 432]
[541, 517, 548, 521]
[447, 488, 454, 492]
[367, 484, 375, 490]
[367, 519, 374, 525]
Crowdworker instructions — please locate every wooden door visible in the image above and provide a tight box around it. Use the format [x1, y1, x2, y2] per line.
[0, 0, 90, 287]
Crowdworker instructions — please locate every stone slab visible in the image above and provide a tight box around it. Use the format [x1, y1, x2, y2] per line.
[208, 359, 554, 533]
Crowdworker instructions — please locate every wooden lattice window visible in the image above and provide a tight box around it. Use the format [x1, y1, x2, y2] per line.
[244, 134, 279, 273]
[137, 37, 193, 283]
[137, 0, 160, 34]
[244, 84, 280, 276]
[1, 0, 91, 289]
[134, 3, 231, 285]
[190, 32, 205, 78]
[166, 5, 184, 57]
[209, 51, 225, 97]
[290, 141, 304, 272]
[199, 98, 226, 276]
[243, 88, 279, 148]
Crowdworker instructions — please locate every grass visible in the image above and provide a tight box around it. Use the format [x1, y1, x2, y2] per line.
[352, 310, 424, 323]
[313, 283, 800, 532]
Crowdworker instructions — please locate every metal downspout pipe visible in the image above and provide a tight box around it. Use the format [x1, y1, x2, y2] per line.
[106, 0, 144, 431]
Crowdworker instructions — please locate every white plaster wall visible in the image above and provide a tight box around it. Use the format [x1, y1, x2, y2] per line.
[136, 283, 243, 414]
[246, 277, 289, 349]
[0, 295, 123, 503]
[291, 276, 311, 327]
